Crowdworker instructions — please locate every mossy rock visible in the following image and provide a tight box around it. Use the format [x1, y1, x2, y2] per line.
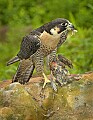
[0, 73, 93, 120]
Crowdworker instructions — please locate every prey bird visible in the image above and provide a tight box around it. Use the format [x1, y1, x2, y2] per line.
[50, 54, 73, 91]
[7, 18, 77, 88]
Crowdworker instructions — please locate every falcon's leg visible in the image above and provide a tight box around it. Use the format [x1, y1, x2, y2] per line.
[34, 53, 51, 88]
[42, 73, 50, 88]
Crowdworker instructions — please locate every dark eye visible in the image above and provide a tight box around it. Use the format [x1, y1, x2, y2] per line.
[61, 22, 68, 26]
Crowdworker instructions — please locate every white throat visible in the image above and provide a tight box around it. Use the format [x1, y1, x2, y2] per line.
[50, 28, 58, 35]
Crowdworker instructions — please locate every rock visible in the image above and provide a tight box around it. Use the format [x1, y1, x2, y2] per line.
[0, 107, 13, 119]
[0, 73, 93, 120]
[0, 82, 44, 120]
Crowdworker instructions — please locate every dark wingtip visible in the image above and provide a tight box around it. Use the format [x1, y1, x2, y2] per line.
[6, 56, 20, 66]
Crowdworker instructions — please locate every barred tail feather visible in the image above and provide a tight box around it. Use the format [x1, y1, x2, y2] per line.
[22, 64, 35, 83]
[12, 59, 35, 84]
[7, 56, 20, 66]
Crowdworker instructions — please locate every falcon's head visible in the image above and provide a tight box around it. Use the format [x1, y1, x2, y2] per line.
[44, 18, 77, 36]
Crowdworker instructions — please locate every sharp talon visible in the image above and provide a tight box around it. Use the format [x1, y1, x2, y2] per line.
[42, 73, 51, 88]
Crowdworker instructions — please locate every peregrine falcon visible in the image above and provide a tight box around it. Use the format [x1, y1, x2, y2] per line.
[7, 18, 77, 88]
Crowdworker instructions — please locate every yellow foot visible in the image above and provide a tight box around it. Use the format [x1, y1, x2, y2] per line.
[42, 73, 51, 88]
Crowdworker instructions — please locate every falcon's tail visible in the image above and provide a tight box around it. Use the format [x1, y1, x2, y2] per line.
[7, 56, 20, 66]
[12, 59, 35, 84]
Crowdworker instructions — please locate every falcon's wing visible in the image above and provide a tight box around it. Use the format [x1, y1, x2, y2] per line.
[7, 34, 41, 66]
[12, 58, 35, 84]
[18, 34, 41, 59]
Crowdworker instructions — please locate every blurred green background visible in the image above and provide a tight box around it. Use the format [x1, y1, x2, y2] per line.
[0, 0, 93, 81]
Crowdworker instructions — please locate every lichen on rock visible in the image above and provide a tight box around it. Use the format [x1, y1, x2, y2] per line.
[0, 72, 93, 120]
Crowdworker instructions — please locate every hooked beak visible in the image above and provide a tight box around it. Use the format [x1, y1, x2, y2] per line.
[67, 23, 77, 32]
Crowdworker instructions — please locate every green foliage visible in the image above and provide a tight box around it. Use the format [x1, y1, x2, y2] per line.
[0, 0, 93, 80]
[0, 0, 93, 28]
[58, 27, 93, 74]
